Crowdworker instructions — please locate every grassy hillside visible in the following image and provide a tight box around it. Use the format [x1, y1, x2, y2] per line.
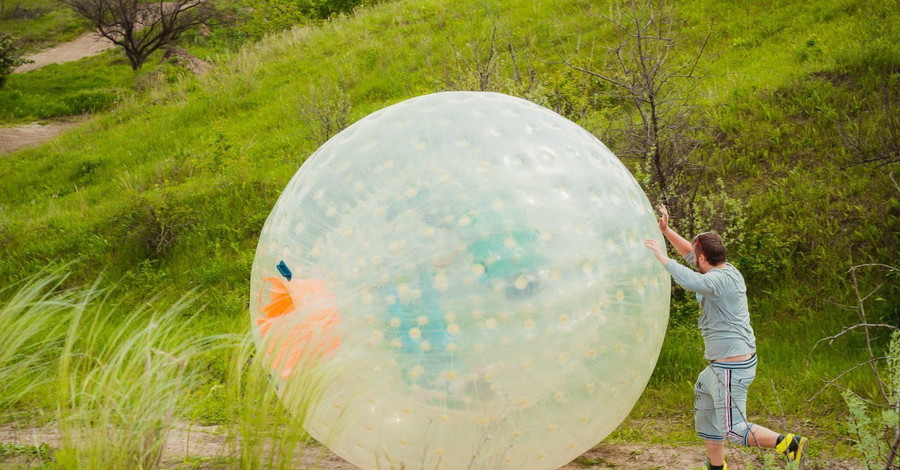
[1, 0, 898, 463]
[0, 0, 86, 52]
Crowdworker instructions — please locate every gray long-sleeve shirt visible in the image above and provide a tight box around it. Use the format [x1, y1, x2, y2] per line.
[665, 252, 757, 361]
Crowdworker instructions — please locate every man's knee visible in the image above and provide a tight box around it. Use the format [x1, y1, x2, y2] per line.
[726, 422, 753, 446]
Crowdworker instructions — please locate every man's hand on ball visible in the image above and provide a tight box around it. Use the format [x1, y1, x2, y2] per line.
[644, 239, 670, 265]
[657, 205, 669, 233]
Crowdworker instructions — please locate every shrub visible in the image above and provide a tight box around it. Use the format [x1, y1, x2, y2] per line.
[297, 82, 352, 145]
[0, 33, 30, 88]
[843, 331, 900, 469]
[60, 89, 119, 113]
[819, 263, 900, 468]
[240, 0, 382, 39]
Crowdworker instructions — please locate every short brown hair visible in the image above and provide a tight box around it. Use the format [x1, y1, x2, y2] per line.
[694, 231, 726, 265]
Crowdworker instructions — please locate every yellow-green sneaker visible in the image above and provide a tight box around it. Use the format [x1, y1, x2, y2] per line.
[775, 433, 808, 469]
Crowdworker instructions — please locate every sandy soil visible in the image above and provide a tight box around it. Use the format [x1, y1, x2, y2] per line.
[0, 422, 865, 470]
[0, 121, 81, 154]
[13, 32, 115, 74]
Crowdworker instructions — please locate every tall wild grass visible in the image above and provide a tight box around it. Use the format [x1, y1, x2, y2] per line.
[224, 330, 334, 470]
[0, 273, 83, 413]
[0, 270, 338, 469]
[53, 289, 214, 469]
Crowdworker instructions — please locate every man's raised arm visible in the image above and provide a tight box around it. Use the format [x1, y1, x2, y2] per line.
[656, 205, 693, 257]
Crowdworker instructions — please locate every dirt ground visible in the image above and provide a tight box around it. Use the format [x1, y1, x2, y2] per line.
[0, 121, 81, 154]
[13, 32, 114, 74]
[2, 29, 213, 155]
[0, 422, 865, 470]
[2, 32, 112, 155]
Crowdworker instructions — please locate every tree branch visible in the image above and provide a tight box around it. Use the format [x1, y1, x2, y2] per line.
[59, 0, 212, 70]
[806, 356, 887, 405]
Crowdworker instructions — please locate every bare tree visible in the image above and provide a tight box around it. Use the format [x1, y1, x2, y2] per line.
[297, 83, 352, 145]
[558, 0, 709, 221]
[436, 8, 539, 96]
[58, 0, 216, 70]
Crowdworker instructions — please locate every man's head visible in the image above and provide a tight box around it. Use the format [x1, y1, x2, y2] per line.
[692, 231, 727, 273]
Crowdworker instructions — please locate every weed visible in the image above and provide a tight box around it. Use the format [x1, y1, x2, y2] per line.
[812, 261, 900, 468]
[297, 82, 352, 145]
[0, 442, 54, 461]
[54, 292, 218, 470]
[574, 454, 617, 467]
[0, 270, 82, 411]
[842, 331, 900, 469]
[223, 327, 333, 470]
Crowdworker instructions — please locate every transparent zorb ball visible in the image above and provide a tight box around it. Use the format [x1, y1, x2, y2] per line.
[250, 92, 670, 470]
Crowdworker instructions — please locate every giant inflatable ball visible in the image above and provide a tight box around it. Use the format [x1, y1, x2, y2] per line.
[250, 91, 670, 470]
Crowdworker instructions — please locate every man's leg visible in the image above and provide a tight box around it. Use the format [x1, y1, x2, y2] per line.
[746, 425, 779, 448]
[705, 440, 725, 466]
[695, 366, 726, 467]
[748, 425, 808, 468]
[712, 357, 808, 468]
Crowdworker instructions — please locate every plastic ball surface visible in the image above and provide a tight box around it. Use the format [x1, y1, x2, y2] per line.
[250, 91, 670, 470]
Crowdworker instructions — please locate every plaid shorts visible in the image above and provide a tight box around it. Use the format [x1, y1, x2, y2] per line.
[694, 354, 758, 445]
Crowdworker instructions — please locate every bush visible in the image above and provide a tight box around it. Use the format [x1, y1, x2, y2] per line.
[61, 89, 119, 113]
[240, 0, 382, 39]
[843, 331, 900, 469]
[0, 33, 30, 88]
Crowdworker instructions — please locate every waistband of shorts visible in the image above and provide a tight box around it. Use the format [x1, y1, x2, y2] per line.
[710, 354, 757, 369]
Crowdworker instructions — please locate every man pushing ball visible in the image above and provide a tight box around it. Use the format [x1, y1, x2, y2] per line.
[644, 205, 808, 470]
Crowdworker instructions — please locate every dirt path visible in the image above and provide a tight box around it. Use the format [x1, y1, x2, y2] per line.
[0, 121, 81, 154]
[2, 17, 214, 155]
[12, 2, 184, 74]
[2, 32, 113, 154]
[13, 32, 115, 74]
[0, 422, 865, 470]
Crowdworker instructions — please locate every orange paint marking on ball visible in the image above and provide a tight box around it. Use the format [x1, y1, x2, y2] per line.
[257, 277, 341, 378]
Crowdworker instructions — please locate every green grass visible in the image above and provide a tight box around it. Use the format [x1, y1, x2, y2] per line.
[0, 0, 87, 53]
[54, 293, 212, 469]
[0, 50, 152, 124]
[222, 331, 332, 470]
